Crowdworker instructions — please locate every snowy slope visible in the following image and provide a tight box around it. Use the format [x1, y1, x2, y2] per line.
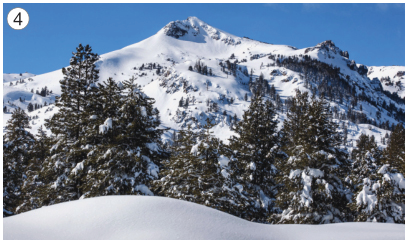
[3, 195, 404, 240]
[2, 17, 404, 149]
[3, 72, 36, 83]
[367, 66, 405, 98]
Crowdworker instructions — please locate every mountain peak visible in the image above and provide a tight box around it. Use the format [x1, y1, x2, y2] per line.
[186, 16, 206, 26]
[304, 40, 349, 59]
[160, 17, 242, 45]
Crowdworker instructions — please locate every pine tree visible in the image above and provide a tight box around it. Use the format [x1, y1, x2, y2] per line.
[3, 108, 35, 216]
[80, 76, 166, 198]
[154, 119, 242, 215]
[227, 93, 283, 222]
[27, 103, 34, 112]
[39, 44, 100, 205]
[362, 123, 406, 223]
[274, 91, 351, 224]
[46, 43, 99, 142]
[349, 134, 381, 186]
[347, 134, 382, 222]
[372, 164, 405, 223]
[17, 126, 51, 214]
[153, 125, 199, 199]
[383, 123, 405, 176]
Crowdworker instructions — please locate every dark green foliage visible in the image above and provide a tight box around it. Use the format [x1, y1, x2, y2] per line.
[347, 133, 382, 222]
[46, 43, 99, 142]
[360, 123, 406, 223]
[373, 164, 405, 223]
[155, 119, 244, 216]
[81, 76, 166, 198]
[227, 93, 283, 222]
[17, 126, 51, 214]
[274, 90, 351, 224]
[383, 123, 405, 176]
[39, 73, 166, 204]
[27, 103, 34, 112]
[350, 134, 381, 186]
[3, 108, 35, 216]
[40, 44, 100, 205]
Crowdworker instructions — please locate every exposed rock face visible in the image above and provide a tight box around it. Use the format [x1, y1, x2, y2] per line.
[357, 64, 368, 76]
[347, 60, 357, 71]
[304, 40, 349, 59]
[162, 21, 189, 39]
[161, 17, 242, 46]
[395, 71, 405, 77]
[341, 51, 349, 59]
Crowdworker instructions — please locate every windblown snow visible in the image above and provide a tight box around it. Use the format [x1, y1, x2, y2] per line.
[3, 196, 404, 240]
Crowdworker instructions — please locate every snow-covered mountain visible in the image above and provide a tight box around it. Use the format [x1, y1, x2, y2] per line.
[3, 72, 36, 84]
[3, 16, 404, 149]
[3, 195, 404, 239]
[367, 66, 405, 99]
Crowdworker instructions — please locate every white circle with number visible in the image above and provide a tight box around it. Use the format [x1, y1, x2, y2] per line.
[7, 8, 29, 30]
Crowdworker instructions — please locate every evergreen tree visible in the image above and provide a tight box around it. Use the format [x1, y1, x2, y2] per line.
[154, 125, 198, 197]
[372, 164, 405, 223]
[179, 97, 184, 107]
[80, 76, 166, 198]
[155, 119, 242, 215]
[227, 93, 283, 222]
[351, 160, 405, 223]
[347, 134, 382, 221]
[27, 103, 34, 112]
[383, 123, 405, 176]
[46, 43, 99, 142]
[17, 126, 51, 214]
[358, 123, 406, 224]
[39, 44, 100, 205]
[3, 108, 35, 216]
[274, 91, 351, 224]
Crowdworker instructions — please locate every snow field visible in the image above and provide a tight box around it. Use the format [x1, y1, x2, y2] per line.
[3, 196, 404, 240]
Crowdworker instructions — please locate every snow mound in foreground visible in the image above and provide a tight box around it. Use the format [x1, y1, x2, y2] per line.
[3, 196, 404, 240]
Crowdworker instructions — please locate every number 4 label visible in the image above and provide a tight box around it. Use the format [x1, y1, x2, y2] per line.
[14, 12, 23, 26]
[8, 8, 29, 30]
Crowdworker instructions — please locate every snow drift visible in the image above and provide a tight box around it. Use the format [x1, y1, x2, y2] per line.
[3, 196, 404, 240]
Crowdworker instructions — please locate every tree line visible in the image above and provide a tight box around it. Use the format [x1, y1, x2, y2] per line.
[3, 44, 405, 225]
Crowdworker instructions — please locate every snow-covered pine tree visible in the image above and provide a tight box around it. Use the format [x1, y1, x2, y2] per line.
[353, 149, 406, 224]
[364, 123, 405, 224]
[80, 76, 166, 198]
[227, 93, 283, 222]
[349, 134, 381, 186]
[153, 124, 200, 199]
[192, 118, 245, 214]
[347, 133, 382, 222]
[85, 77, 122, 146]
[274, 91, 351, 224]
[17, 126, 51, 214]
[155, 119, 242, 215]
[40, 44, 100, 205]
[3, 108, 35, 216]
[382, 123, 405, 176]
[371, 164, 405, 223]
[47, 44, 99, 142]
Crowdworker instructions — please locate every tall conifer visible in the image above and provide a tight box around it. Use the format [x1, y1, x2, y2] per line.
[3, 108, 35, 216]
[274, 91, 351, 224]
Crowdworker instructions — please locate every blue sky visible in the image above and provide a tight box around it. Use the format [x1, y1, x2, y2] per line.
[3, 3, 405, 74]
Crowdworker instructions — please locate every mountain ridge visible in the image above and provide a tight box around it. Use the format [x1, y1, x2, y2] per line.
[3, 16, 404, 150]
